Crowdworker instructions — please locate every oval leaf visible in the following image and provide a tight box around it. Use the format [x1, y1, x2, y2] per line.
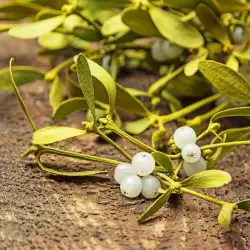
[52, 97, 88, 120]
[0, 66, 44, 91]
[38, 32, 68, 50]
[125, 117, 150, 135]
[151, 152, 174, 174]
[76, 54, 96, 122]
[32, 126, 87, 145]
[101, 13, 129, 36]
[218, 203, 235, 230]
[49, 77, 63, 109]
[73, 26, 102, 41]
[181, 170, 232, 188]
[8, 15, 65, 39]
[195, 4, 232, 48]
[150, 7, 204, 49]
[237, 199, 250, 212]
[121, 8, 161, 37]
[138, 188, 172, 223]
[199, 60, 250, 103]
[233, 48, 250, 61]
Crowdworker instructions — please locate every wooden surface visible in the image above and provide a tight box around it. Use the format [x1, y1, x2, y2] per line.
[0, 33, 250, 250]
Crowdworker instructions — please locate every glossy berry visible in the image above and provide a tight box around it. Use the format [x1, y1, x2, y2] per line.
[181, 143, 201, 163]
[232, 26, 246, 44]
[132, 152, 155, 176]
[183, 157, 207, 177]
[174, 126, 197, 149]
[114, 163, 135, 184]
[141, 175, 161, 199]
[120, 175, 142, 198]
[151, 40, 184, 62]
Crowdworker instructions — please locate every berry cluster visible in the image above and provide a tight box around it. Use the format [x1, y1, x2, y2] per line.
[114, 152, 161, 199]
[174, 126, 207, 177]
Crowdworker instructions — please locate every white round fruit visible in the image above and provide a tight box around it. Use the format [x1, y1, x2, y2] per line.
[232, 26, 246, 44]
[132, 152, 155, 176]
[114, 163, 135, 184]
[120, 175, 142, 198]
[141, 175, 161, 199]
[181, 143, 201, 163]
[183, 157, 207, 177]
[174, 126, 197, 149]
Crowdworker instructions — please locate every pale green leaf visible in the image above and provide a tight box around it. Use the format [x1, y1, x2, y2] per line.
[237, 199, 250, 212]
[79, 0, 132, 9]
[73, 26, 102, 41]
[233, 48, 250, 61]
[195, 4, 232, 48]
[33, 126, 87, 145]
[125, 117, 150, 135]
[181, 170, 232, 188]
[8, 15, 65, 39]
[218, 203, 235, 230]
[0, 66, 44, 91]
[138, 188, 172, 223]
[38, 32, 68, 50]
[199, 60, 250, 103]
[151, 151, 174, 174]
[101, 13, 129, 36]
[52, 97, 88, 120]
[226, 55, 239, 71]
[121, 8, 161, 37]
[86, 108, 106, 122]
[49, 77, 63, 109]
[184, 47, 209, 77]
[0, 24, 16, 32]
[150, 7, 204, 49]
[76, 54, 96, 122]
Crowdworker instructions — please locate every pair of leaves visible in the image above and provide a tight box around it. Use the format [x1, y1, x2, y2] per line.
[0, 66, 44, 91]
[199, 60, 250, 103]
[76, 54, 117, 122]
[122, 7, 204, 49]
[9, 15, 65, 39]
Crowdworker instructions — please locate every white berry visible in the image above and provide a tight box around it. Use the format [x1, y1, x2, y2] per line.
[132, 152, 155, 176]
[114, 163, 135, 184]
[183, 157, 207, 177]
[232, 26, 246, 44]
[174, 126, 197, 149]
[141, 175, 161, 199]
[120, 175, 142, 198]
[181, 144, 201, 163]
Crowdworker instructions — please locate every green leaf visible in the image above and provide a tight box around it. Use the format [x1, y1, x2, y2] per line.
[181, 170, 232, 188]
[8, 15, 65, 39]
[0, 66, 44, 91]
[49, 77, 63, 109]
[226, 55, 239, 71]
[86, 107, 106, 122]
[211, 107, 250, 122]
[125, 117, 150, 135]
[76, 54, 96, 122]
[207, 126, 250, 168]
[199, 60, 250, 103]
[73, 26, 102, 41]
[233, 48, 250, 61]
[121, 8, 161, 37]
[237, 199, 250, 212]
[167, 72, 210, 97]
[32, 126, 87, 145]
[217, 0, 250, 12]
[218, 203, 235, 230]
[52, 97, 88, 120]
[38, 32, 68, 50]
[184, 47, 209, 77]
[195, 4, 232, 48]
[151, 152, 174, 174]
[152, 129, 167, 149]
[163, 0, 221, 14]
[0, 2, 41, 20]
[138, 188, 172, 223]
[115, 82, 150, 116]
[79, 0, 132, 9]
[101, 13, 129, 36]
[150, 7, 204, 49]
[0, 24, 16, 32]
[35, 9, 62, 21]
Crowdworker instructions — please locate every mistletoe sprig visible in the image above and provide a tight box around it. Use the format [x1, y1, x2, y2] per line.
[9, 55, 250, 231]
